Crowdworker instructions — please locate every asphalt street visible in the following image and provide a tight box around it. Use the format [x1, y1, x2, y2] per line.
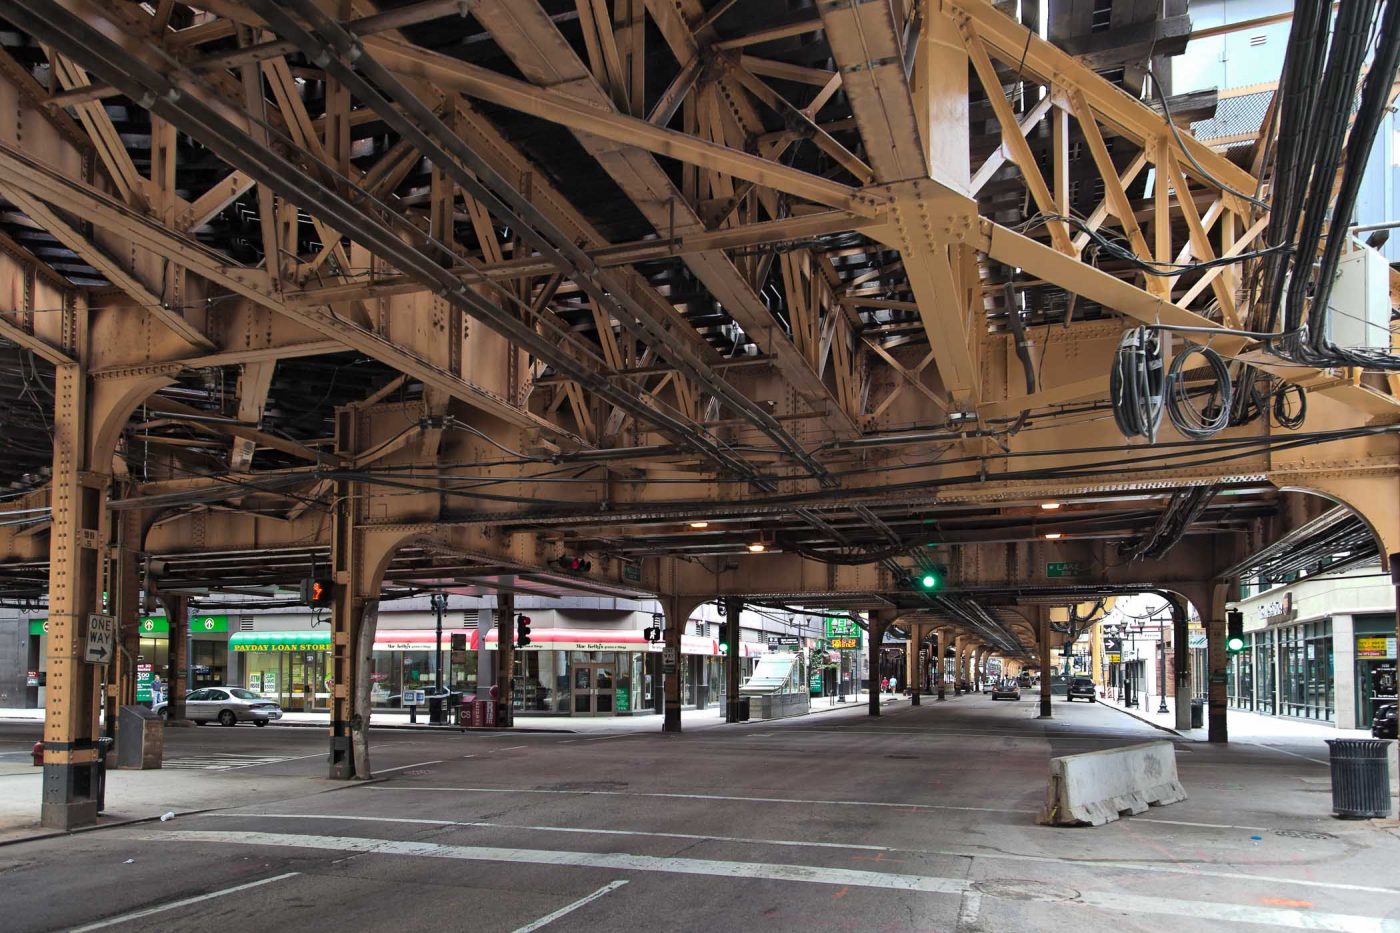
[2, 696, 1398, 932]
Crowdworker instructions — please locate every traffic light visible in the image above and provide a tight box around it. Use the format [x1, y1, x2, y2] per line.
[450, 633, 467, 652]
[300, 578, 333, 608]
[643, 625, 662, 643]
[1226, 609, 1245, 655]
[515, 614, 532, 648]
[553, 556, 592, 573]
[919, 570, 940, 591]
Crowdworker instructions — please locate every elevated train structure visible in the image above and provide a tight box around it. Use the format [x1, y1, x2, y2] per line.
[0, 0, 1396, 828]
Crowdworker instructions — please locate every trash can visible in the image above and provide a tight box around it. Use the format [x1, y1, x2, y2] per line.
[116, 704, 164, 769]
[1325, 738, 1391, 818]
[1190, 698, 1204, 729]
[738, 697, 751, 722]
[95, 737, 114, 813]
[428, 696, 445, 725]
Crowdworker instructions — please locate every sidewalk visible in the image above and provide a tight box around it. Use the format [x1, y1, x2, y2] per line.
[0, 691, 898, 734]
[1098, 692, 1373, 744]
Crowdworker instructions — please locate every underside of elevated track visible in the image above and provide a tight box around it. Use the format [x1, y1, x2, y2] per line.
[0, 0, 1397, 831]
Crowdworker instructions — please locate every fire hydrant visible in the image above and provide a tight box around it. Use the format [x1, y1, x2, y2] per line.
[30, 742, 43, 766]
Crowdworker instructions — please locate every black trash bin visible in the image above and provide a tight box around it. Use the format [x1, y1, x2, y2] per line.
[95, 737, 114, 813]
[1325, 738, 1391, 818]
[1190, 698, 1204, 729]
[428, 696, 445, 725]
[738, 697, 751, 722]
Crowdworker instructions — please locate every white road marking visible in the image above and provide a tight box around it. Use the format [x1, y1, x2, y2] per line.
[954, 889, 981, 930]
[510, 880, 627, 933]
[498, 746, 528, 751]
[159, 754, 293, 771]
[374, 759, 443, 774]
[1247, 742, 1331, 766]
[1133, 816, 1273, 832]
[119, 831, 1394, 931]
[67, 872, 299, 931]
[368, 785, 1035, 814]
[202, 813, 1399, 896]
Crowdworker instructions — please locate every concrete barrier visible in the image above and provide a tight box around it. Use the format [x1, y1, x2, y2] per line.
[1040, 740, 1186, 826]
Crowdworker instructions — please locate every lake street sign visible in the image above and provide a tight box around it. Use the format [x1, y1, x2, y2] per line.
[84, 613, 116, 664]
[1046, 561, 1088, 578]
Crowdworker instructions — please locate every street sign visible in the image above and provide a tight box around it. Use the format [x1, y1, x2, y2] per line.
[767, 635, 801, 647]
[622, 562, 641, 583]
[84, 613, 115, 664]
[1046, 561, 1088, 578]
[662, 645, 678, 674]
[1107, 653, 1121, 663]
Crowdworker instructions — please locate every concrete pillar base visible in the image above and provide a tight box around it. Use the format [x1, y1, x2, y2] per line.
[911, 692, 921, 706]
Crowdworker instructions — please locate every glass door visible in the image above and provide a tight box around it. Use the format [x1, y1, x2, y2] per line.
[570, 663, 616, 715]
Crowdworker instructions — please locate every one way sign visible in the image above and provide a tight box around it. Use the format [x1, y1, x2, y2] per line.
[84, 613, 116, 664]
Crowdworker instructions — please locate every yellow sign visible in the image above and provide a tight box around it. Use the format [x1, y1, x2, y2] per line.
[828, 636, 859, 650]
[1357, 637, 1394, 658]
[1107, 653, 1121, 663]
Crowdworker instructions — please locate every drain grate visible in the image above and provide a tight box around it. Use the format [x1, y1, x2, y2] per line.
[1273, 829, 1337, 841]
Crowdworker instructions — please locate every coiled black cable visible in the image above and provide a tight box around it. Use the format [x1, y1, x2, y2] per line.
[1165, 344, 1233, 439]
[1110, 327, 1165, 443]
[1273, 382, 1308, 429]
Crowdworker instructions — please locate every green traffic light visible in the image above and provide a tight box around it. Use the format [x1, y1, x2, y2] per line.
[920, 573, 938, 589]
[1226, 636, 1245, 653]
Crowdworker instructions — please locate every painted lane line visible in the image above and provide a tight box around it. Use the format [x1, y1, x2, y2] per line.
[118, 831, 1394, 932]
[954, 890, 982, 930]
[374, 759, 444, 774]
[67, 872, 300, 932]
[1133, 816, 1273, 832]
[1248, 742, 1330, 767]
[367, 785, 1036, 814]
[510, 880, 628, 933]
[199, 813, 1400, 896]
[497, 746, 528, 751]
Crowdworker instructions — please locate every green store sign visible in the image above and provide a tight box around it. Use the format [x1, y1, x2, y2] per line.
[229, 631, 332, 653]
[30, 616, 230, 637]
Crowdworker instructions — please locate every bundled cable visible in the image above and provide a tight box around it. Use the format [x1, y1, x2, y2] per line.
[1165, 343, 1233, 439]
[1110, 327, 1165, 443]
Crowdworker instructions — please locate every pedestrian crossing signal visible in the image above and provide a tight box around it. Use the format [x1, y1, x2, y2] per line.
[300, 578, 333, 608]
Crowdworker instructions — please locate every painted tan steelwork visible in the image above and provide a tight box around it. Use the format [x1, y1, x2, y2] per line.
[0, 0, 1394, 828]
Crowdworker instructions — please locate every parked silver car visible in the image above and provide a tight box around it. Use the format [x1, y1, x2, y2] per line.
[154, 687, 283, 726]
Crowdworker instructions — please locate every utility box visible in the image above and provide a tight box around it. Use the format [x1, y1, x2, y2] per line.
[1326, 239, 1391, 351]
[116, 704, 164, 769]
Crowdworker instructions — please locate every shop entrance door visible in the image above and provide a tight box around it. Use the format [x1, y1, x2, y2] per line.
[570, 662, 615, 715]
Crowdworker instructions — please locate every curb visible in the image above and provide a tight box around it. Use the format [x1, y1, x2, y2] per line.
[1102, 700, 1183, 737]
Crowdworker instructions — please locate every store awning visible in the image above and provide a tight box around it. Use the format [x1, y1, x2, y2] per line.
[229, 628, 764, 657]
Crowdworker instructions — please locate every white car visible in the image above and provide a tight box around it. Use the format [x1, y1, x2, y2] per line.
[154, 687, 284, 726]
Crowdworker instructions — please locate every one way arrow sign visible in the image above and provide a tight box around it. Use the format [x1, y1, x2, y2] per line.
[84, 613, 116, 664]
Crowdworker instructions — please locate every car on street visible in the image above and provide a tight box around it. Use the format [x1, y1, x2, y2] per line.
[1066, 677, 1096, 702]
[1373, 703, 1397, 739]
[990, 680, 1021, 701]
[153, 687, 283, 726]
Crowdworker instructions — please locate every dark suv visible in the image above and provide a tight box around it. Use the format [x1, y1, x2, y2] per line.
[1066, 677, 1096, 702]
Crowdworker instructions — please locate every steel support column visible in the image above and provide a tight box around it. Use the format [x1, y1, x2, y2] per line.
[661, 594, 699, 733]
[906, 621, 921, 705]
[1038, 610, 1053, 719]
[496, 590, 515, 728]
[1170, 594, 1192, 731]
[724, 597, 743, 723]
[41, 362, 103, 830]
[1204, 581, 1231, 743]
[869, 611, 895, 716]
[159, 593, 189, 722]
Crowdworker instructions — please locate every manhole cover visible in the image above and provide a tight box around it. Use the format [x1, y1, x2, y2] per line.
[973, 879, 1080, 903]
[1274, 829, 1337, 841]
